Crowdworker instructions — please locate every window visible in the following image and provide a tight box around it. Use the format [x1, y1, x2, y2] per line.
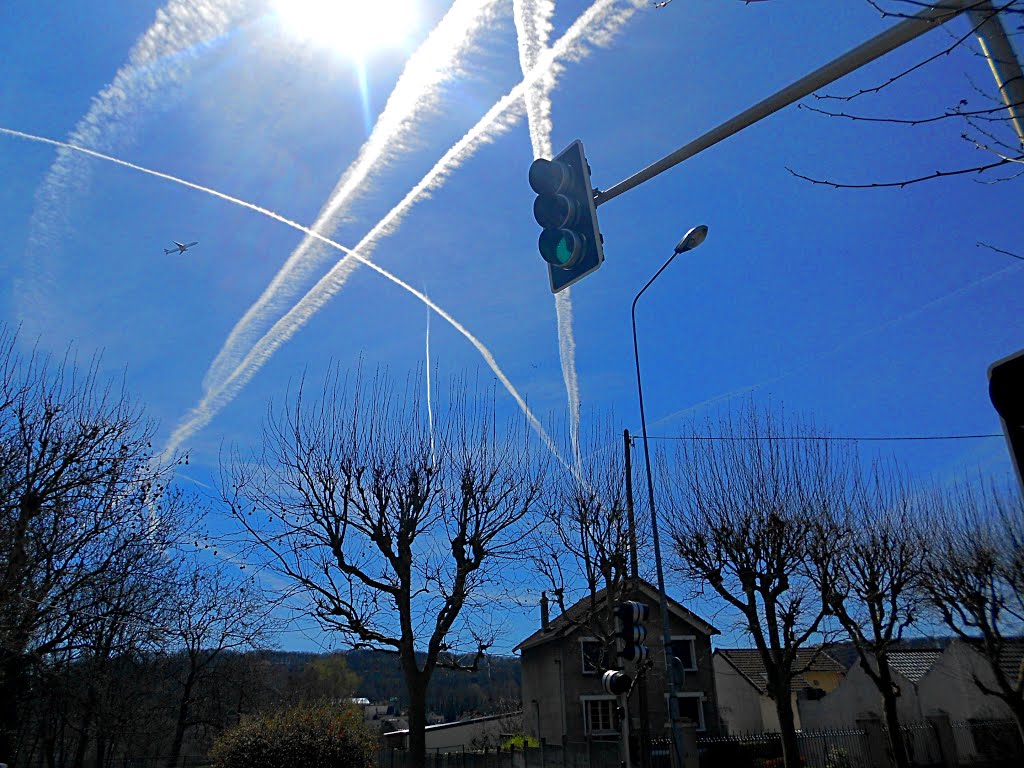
[580, 638, 606, 674]
[582, 696, 619, 738]
[669, 636, 697, 672]
[674, 694, 706, 731]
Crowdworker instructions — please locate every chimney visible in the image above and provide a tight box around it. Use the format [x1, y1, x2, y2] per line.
[540, 591, 550, 631]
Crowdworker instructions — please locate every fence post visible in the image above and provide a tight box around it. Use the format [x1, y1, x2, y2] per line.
[927, 712, 957, 768]
[856, 716, 890, 768]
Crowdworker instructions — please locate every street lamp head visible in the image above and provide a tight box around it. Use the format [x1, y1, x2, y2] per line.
[674, 224, 708, 254]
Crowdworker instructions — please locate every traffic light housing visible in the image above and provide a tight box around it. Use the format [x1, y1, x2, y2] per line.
[989, 349, 1024, 493]
[528, 139, 604, 293]
[602, 669, 632, 696]
[614, 600, 650, 663]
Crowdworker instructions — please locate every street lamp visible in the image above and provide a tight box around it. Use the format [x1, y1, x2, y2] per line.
[630, 224, 708, 768]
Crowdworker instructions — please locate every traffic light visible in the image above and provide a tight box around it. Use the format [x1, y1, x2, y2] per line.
[989, 349, 1024, 493]
[614, 600, 650, 663]
[602, 669, 632, 696]
[528, 139, 605, 293]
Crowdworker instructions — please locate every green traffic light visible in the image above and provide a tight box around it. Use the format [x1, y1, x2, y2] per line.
[539, 229, 582, 268]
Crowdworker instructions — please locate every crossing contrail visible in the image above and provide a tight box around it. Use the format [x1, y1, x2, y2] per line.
[22, 0, 248, 319]
[512, 0, 584, 471]
[204, 0, 503, 393]
[0, 126, 562, 467]
[184, 0, 643, 464]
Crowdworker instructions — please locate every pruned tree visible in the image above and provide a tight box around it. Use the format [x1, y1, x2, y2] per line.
[923, 481, 1024, 742]
[0, 326, 183, 766]
[220, 369, 547, 767]
[662, 405, 854, 768]
[530, 417, 649, 665]
[820, 464, 929, 768]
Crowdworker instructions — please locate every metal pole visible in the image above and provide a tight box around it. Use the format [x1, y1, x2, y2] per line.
[624, 429, 650, 768]
[631, 250, 687, 768]
[595, 0, 970, 206]
[966, 0, 1024, 144]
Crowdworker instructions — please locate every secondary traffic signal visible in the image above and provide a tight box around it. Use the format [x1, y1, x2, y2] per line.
[989, 349, 1024, 492]
[614, 600, 650, 663]
[528, 139, 604, 293]
[602, 669, 632, 696]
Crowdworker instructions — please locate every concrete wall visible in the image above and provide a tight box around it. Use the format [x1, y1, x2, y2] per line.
[799, 662, 921, 730]
[917, 641, 1014, 721]
[713, 653, 764, 734]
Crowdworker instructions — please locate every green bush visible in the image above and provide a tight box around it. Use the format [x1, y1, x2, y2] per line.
[500, 734, 539, 750]
[210, 703, 375, 768]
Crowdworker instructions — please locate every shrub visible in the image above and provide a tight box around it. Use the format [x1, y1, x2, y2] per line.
[500, 734, 540, 750]
[210, 703, 375, 768]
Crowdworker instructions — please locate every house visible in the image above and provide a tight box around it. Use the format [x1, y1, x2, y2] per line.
[799, 648, 941, 730]
[799, 639, 1022, 730]
[514, 579, 720, 749]
[713, 648, 845, 734]
[916, 639, 1020, 722]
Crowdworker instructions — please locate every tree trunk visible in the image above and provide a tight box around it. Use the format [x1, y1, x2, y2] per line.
[876, 657, 910, 768]
[406, 675, 428, 768]
[166, 678, 195, 768]
[774, 690, 801, 768]
[0, 650, 27, 766]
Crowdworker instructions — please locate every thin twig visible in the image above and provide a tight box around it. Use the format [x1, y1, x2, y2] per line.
[786, 155, 1017, 188]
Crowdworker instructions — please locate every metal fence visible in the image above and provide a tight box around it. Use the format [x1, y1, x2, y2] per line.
[696, 728, 871, 768]
[375, 720, 1023, 768]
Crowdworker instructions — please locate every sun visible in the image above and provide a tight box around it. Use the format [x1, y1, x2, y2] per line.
[273, 0, 419, 60]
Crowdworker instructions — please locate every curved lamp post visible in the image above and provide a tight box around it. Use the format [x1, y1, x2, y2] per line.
[631, 224, 708, 768]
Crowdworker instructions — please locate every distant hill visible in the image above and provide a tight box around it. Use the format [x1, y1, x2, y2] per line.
[255, 648, 521, 721]
[344, 649, 521, 721]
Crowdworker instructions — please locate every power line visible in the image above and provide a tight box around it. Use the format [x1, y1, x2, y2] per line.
[639, 433, 1003, 443]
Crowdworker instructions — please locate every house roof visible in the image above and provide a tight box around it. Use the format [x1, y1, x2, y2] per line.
[513, 579, 718, 653]
[886, 650, 943, 683]
[962, 637, 1024, 685]
[715, 648, 845, 694]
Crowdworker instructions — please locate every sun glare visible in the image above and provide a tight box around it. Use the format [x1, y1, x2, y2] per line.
[274, 0, 418, 60]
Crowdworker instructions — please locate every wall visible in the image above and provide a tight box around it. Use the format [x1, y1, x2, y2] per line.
[713, 654, 764, 734]
[917, 641, 1014, 722]
[799, 663, 920, 730]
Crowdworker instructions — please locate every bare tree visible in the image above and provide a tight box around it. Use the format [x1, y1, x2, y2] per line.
[821, 464, 929, 768]
[923, 482, 1024, 741]
[158, 559, 274, 768]
[220, 370, 547, 767]
[530, 417, 647, 662]
[0, 326, 182, 766]
[788, 0, 1024, 240]
[661, 406, 854, 768]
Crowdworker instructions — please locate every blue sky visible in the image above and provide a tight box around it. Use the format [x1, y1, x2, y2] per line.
[1, 0, 1021, 656]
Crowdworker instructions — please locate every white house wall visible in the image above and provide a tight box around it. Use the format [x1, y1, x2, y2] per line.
[799, 662, 921, 730]
[712, 654, 764, 734]
[917, 642, 1014, 722]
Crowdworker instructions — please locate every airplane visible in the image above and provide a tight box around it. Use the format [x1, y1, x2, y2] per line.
[164, 241, 198, 254]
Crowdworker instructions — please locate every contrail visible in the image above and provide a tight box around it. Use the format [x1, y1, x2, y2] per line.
[425, 296, 435, 464]
[652, 260, 1024, 430]
[0, 127, 562, 468]
[512, 0, 584, 471]
[21, 0, 248, 320]
[182, 0, 643, 462]
[204, 0, 503, 393]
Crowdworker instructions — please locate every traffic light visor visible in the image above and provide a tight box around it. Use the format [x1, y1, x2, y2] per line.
[529, 158, 570, 195]
[539, 229, 583, 268]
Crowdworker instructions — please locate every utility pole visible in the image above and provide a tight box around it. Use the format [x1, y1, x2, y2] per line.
[623, 429, 650, 768]
[594, 0, 1022, 207]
